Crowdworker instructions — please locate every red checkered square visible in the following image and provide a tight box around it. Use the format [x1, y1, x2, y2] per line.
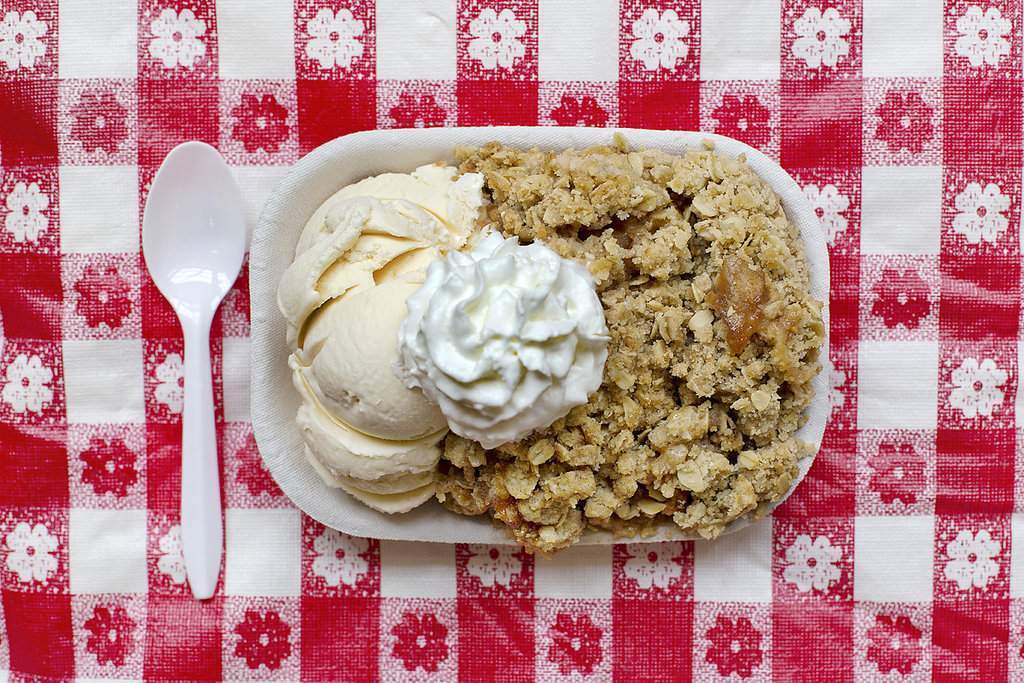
[0, 253, 62, 339]
[618, 0, 700, 82]
[300, 516, 379, 597]
[856, 429, 936, 516]
[538, 81, 618, 128]
[863, 77, 942, 167]
[295, 79, 376, 153]
[0, 595, 8, 673]
[860, 255, 940, 341]
[456, 79, 539, 125]
[222, 596, 300, 680]
[0, 423, 68, 508]
[144, 594, 223, 680]
[147, 512, 189, 595]
[936, 428, 1015, 514]
[941, 166, 1020, 256]
[699, 80, 781, 159]
[138, 0, 218, 80]
[138, 79, 220, 166]
[219, 259, 250, 338]
[72, 593, 146, 678]
[3, 590, 73, 679]
[943, 76, 1022, 171]
[457, 597, 535, 682]
[772, 600, 853, 679]
[853, 602, 931, 681]
[223, 423, 287, 509]
[0, 79, 58, 166]
[61, 253, 142, 340]
[0, 0, 57, 80]
[380, 597, 458, 679]
[458, 0, 538, 81]
[57, 78, 137, 166]
[933, 599, 1010, 680]
[294, 0, 375, 80]
[780, 78, 863, 168]
[773, 516, 853, 602]
[944, 0, 1021, 77]
[218, 80, 299, 166]
[0, 165, 58, 254]
[141, 267, 184, 340]
[781, 0, 862, 80]
[777, 425, 855, 517]
[940, 253, 1021, 340]
[455, 543, 533, 598]
[377, 80, 458, 129]
[611, 541, 693, 600]
[146, 422, 183, 511]
[67, 423, 145, 510]
[827, 253, 860, 343]
[612, 598, 693, 682]
[693, 603, 771, 682]
[300, 596, 379, 680]
[934, 513, 1010, 600]
[938, 341, 1016, 430]
[536, 598, 611, 681]
[0, 508, 68, 594]
[0, 340, 64, 427]
[618, 80, 700, 131]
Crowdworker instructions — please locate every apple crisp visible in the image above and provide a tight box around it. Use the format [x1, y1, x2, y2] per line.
[435, 140, 825, 552]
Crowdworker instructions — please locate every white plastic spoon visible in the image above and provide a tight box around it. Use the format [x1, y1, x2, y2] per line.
[142, 142, 247, 600]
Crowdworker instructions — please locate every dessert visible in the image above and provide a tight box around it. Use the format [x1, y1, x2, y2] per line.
[396, 231, 610, 449]
[277, 164, 484, 512]
[277, 139, 824, 551]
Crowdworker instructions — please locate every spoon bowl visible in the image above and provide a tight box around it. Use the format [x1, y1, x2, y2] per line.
[143, 141, 247, 600]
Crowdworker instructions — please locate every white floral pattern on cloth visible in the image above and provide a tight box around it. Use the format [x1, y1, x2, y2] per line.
[792, 6, 851, 69]
[304, 8, 365, 70]
[803, 183, 849, 247]
[467, 8, 527, 71]
[4, 181, 49, 244]
[148, 8, 207, 70]
[782, 534, 842, 593]
[0, 10, 47, 71]
[5, 521, 58, 584]
[943, 529, 1000, 591]
[622, 542, 684, 590]
[954, 5, 1012, 68]
[153, 352, 184, 414]
[629, 9, 690, 71]
[157, 525, 186, 584]
[2, 353, 54, 414]
[465, 545, 522, 588]
[949, 357, 1008, 419]
[951, 182, 1011, 245]
[311, 528, 369, 587]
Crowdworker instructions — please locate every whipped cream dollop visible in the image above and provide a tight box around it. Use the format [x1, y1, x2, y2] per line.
[396, 232, 610, 449]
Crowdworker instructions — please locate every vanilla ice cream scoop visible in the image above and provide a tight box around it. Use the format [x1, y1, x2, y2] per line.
[278, 164, 484, 513]
[396, 232, 610, 449]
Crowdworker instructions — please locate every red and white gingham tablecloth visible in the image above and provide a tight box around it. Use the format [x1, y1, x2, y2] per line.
[0, 0, 1021, 680]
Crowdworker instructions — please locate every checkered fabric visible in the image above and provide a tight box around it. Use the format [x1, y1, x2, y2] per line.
[0, 0, 1021, 679]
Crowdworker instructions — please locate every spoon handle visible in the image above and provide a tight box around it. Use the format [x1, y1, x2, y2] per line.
[180, 315, 223, 600]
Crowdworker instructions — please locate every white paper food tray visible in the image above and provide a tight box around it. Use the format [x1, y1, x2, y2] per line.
[250, 127, 831, 545]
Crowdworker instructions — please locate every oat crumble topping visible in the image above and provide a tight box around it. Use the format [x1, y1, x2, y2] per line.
[435, 140, 825, 552]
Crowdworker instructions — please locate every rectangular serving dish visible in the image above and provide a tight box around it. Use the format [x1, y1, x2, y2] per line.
[249, 127, 830, 544]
